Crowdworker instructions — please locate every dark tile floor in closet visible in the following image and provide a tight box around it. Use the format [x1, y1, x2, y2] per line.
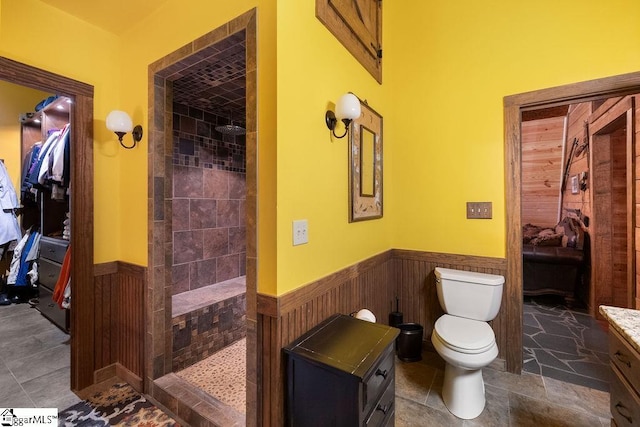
[522, 295, 610, 392]
[0, 302, 80, 408]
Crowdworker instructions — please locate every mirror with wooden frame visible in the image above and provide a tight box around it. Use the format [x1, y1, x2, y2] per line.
[349, 100, 382, 222]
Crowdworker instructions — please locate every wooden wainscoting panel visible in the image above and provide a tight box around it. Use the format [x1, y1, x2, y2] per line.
[277, 251, 393, 315]
[256, 249, 506, 426]
[94, 269, 116, 370]
[257, 250, 395, 426]
[116, 263, 145, 384]
[391, 250, 508, 358]
[93, 261, 145, 391]
[93, 364, 117, 385]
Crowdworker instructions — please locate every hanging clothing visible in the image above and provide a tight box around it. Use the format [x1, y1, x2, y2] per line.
[6, 228, 40, 285]
[27, 129, 60, 188]
[49, 124, 70, 184]
[60, 277, 71, 309]
[20, 142, 41, 205]
[13, 231, 38, 286]
[23, 124, 70, 201]
[26, 259, 38, 287]
[0, 160, 22, 246]
[52, 245, 71, 309]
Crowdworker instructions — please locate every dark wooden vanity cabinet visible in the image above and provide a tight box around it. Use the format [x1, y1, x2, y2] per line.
[284, 313, 399, 427]
[609, 328, 640, 427]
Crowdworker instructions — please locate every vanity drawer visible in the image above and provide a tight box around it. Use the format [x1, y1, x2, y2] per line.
[39, 237, 69, 263]
[365, 381, 395, 427]
[610, 365, 640, 427]
[39, 258, 62, 289]
[364, 347, 395, 412]
[610, 329, 640, 396]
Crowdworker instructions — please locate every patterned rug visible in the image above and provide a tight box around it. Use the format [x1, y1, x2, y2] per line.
[59, 382, 180, 426]
[176, 338, 246, 414]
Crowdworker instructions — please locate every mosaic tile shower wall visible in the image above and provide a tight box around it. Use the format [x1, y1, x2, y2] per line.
[172, 293, 246, 370]
[173, 103, 245, 172]
[172, 103, 246, 296]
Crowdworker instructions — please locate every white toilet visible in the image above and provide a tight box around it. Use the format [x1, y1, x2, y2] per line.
[431, 267, 504, 420]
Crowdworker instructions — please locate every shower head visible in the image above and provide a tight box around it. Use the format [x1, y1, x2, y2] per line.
[215, 123, 246, 136]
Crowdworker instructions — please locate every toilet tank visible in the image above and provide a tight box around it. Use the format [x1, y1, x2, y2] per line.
[434, 267, 504, 321]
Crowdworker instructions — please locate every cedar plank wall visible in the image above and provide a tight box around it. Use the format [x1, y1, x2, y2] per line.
[521, 116, 565, 227]
[563, 102, 592, 219]
[93, 261, 145, 390]
[562, 101, 593, 311]
[611, 126, 629, 307]
[591, 131, 614, 312]
[585, 96, 635, 315]
[257, 249, 507, 426]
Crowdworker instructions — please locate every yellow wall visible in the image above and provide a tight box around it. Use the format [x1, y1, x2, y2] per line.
[0, 81, 50, 191]
[275, 0, 392, 293]
[274, 0, 640, 293]
[117, 1, 278, 290]
[3, 0, 640, 297]
[0, 0, 279, 292]
[0, 0, 122, 262]
[384, 0, 640, 258]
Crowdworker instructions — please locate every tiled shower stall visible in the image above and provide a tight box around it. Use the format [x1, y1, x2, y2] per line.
[170, 103, 247, 370]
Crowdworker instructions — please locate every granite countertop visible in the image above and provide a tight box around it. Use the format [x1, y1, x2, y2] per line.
[599, 305, 640, 353]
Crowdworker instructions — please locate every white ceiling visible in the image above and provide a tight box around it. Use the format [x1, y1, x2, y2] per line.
[38, 0, 167, 34]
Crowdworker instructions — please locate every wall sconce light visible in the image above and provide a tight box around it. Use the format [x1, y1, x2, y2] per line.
[106, 110, 143, 149]
[325, 93, 361, 139]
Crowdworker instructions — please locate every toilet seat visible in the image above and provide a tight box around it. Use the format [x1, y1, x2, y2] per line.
[434, 315, 495, 354]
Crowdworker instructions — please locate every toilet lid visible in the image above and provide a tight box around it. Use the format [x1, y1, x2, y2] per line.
[434, 315, 495, 353]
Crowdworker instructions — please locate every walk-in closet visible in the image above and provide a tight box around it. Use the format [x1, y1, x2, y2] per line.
[0, 80, 77, 408]
[1, 88, 72, 332]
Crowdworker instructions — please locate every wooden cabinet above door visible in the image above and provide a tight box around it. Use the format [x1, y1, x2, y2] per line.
[316, 0, 383, 83]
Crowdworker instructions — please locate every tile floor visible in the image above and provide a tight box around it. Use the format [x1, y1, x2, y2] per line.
[1, 300, 613, 426]
[176, 338, 246, 414]
[522, 296, 610, 392]
[161, 327, 611, 427]
[0, 303, 80, 409]
[395, 350, 610, 426]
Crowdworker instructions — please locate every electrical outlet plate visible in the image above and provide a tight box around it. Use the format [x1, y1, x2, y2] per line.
[466, 202, 492, 219]
[293, 219, 308, 245]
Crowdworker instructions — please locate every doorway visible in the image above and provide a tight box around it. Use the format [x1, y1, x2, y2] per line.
[0, 57, 95, 392]
[504, 72, 640, 375]
[589, 101, 635, 310]
[145, 9, 258, 425]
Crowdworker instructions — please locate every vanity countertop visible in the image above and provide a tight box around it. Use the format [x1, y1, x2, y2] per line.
[599, 305, 640, 353]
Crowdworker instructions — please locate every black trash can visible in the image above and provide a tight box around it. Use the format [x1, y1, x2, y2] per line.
[396, 323, 423, 362]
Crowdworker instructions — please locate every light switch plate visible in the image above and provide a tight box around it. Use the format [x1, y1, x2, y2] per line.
[293, 219, 308, 245]
[466, 202, 492, 219]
